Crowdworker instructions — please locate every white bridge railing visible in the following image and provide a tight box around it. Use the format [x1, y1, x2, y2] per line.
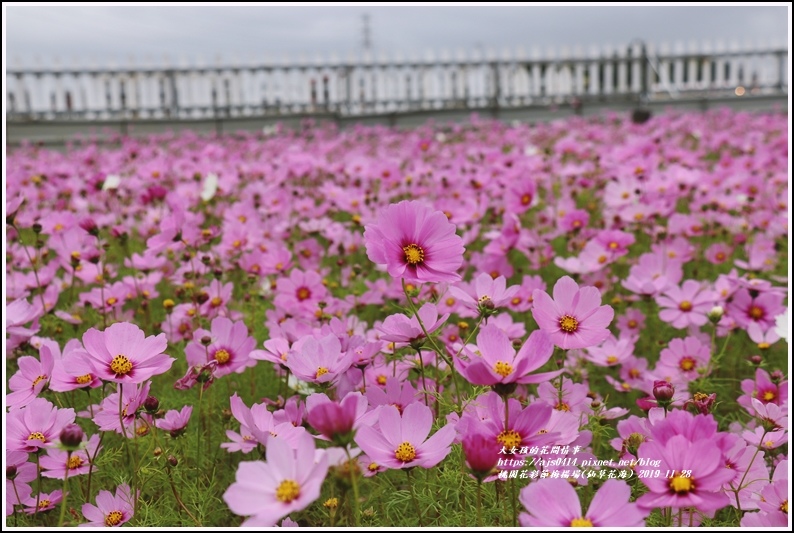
[6, 40, 788, 120]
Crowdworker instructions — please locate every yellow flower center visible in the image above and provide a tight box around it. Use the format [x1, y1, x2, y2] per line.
[106, 297, 118, 306]
[210, 297, 223, 307]
[496, 430, 522, 449]
[68, 456, 84, 469]
[28, 431, 47, 442]
[627, 319, 638, 328]
[629, 368, 641, 378]
[232, 239, 242, 248]
[297, 287, 311, 301]
[679, 357, 696, 371]
[368, 462, 380, 472]
[214, 349, 231, 364]
[621, 382, 632, 390]
[758, 342, 770, 350]
[275, 479, 301, 503]
[669, 473, 695, 494]
[780, 500, 788, 514]
[761, 390, 776, 402]
[764, 440, 775, 448]
[110, 355, 133, 375]
[748, 306, 764, 320]
[395, 442, 417, 462]
[316, 367, 329, 378]
[105, 510, 124, 526]
[446, 297, 455, 306]
[679, 301, 693, 312]
[606, 355, 618, 365]
[38, 499, 51, 509]
[715, 252, 725, 261]
[556, 402, 571, 412]
[520, 194, 532, 206]
[76, 374, 93, 385]
[559, 315, 579, 333]
[403, 243, 425, 265]
[376, 375, 387, 385]
[571, 517, 593, 527]
[32, 375, 48, 388]
[608, 242, 619, 250]
[494, 361, 514, 377]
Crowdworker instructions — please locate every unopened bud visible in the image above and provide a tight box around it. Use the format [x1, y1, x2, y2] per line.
[7, 465, 18, 479]
[749, 355, 763, 366]
[708, 306, 724, 323]
[59, 423, 84, 450]
[200, 336, 212, 346]
[652, 380, 675, 404]
[163, 299, 175, 311]
[143, 396, 159, 414]
[167, 455, 178, 467]
[770, 370, 784, 384]
[32, 223, 42, 234]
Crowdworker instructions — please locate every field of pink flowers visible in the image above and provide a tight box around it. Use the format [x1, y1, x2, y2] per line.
[5, 109, 789, 528]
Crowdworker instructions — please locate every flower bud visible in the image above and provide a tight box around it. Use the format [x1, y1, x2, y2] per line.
[770, 370, 784, 384]
[200, 336, 212, 346]
[79, 218, 99, 236]
[59, 423, 84, 451]
[653, 380, 675, 404]
[167, 455, 178, 467]
[707, 306, 724, 323]
[32, 222, 43, 234]
[7, 465, 18, 479]
[749, 355, 763, 366]
[143, 396, 160, 414]
[625, 432, 646, 457]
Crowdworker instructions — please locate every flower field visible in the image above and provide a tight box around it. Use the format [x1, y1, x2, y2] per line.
[4, 109, 789, 527]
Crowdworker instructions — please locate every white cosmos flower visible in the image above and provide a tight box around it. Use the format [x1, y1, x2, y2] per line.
[201, 173, 219, 202]
[102, 174, 121, 190]
[774, 309, 789, 344]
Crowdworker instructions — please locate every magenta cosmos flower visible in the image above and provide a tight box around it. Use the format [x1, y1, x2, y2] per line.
[519, 478, 647, 527]
[636, 434, 734, 513]
[185, 317, 255, 378]
[355, 403, 456, 469]
[6, 343, 55, 408]
[155, 406, 193, 437]
[532, 276, 614, 350]
[83, 322, 173, 383]
[364, 200, 465, 283]
[7, 398, 76, 453]
[81, 483, 134, 527]
[223, 433, 329, 527]
[376, 302, 448, 345]
[456, 325, 561, 385]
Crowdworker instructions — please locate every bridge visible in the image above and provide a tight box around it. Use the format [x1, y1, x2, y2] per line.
[6, 40, 788, 145]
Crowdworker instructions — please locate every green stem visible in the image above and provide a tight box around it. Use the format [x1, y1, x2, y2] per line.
[57, 453, 71, 526]
[85, 431, 105, 501]
[476, 479, 483, 527]
[166, 465, 203, 526]
[196, 385, 204, 473]
[416, 348, 430, 406]
[402, 279, 463, 412]
[34, 452, 42, 517]
[345, 447, 362, 527]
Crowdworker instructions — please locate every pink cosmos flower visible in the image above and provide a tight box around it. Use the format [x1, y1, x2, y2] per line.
[656, 280, 717, 329]
[41, 434, 102, 479]
[738, 368, 787, 414]
[355, 403, 456, 469]
[24, 490, 64, 514]
[93, 381, 151, 437]
[6, 342, 55, 408]
[655, 336, 711, 384]
[306, 392, 368, 441]
[622, 252, 683, 297]
[376, 302, 448, 346]
[185, 317, 255, 378]
[636, 434, 734, 513]
[456, 325, 561, 385]
[532, 276, 614, 350]
[274, 269, 328, 316]
[285, 334, 353, 385]
[727, 288, 786, 330]
[364, 200, 465, 283]
[584, 334, 634, 367]
[155, 406, 193, 437]
[223, 433, 329, 527]
[81, 483, 134, 527]
[222, 394, 307, 453]
[462, 430, 501, 479]
[83, 322, 173, 384]
[7, 398, 76, 453]
[366, 376, 421, 412]
[448, 272, 519, 316]
[49, 339, 102, 392]
[519, 479, 646, 527]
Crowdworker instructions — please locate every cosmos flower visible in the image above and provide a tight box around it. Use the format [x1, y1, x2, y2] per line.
[82, 322, 173, 384]
[155, 406, 194, 437]
[185, 317, 255, 378]
[532, 276, 614, 350]
[7, 398, 76, 453]
[223, 433, 329, 527]
[456, 325, 560, 386]
[355, 403, 456, 469]
[364, 200, 465, 283]
[81, 484, 134, 527]
[520, 479, 647, 527]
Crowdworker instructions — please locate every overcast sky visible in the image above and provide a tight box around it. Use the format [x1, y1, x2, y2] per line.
[5, 4, 791, 67]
